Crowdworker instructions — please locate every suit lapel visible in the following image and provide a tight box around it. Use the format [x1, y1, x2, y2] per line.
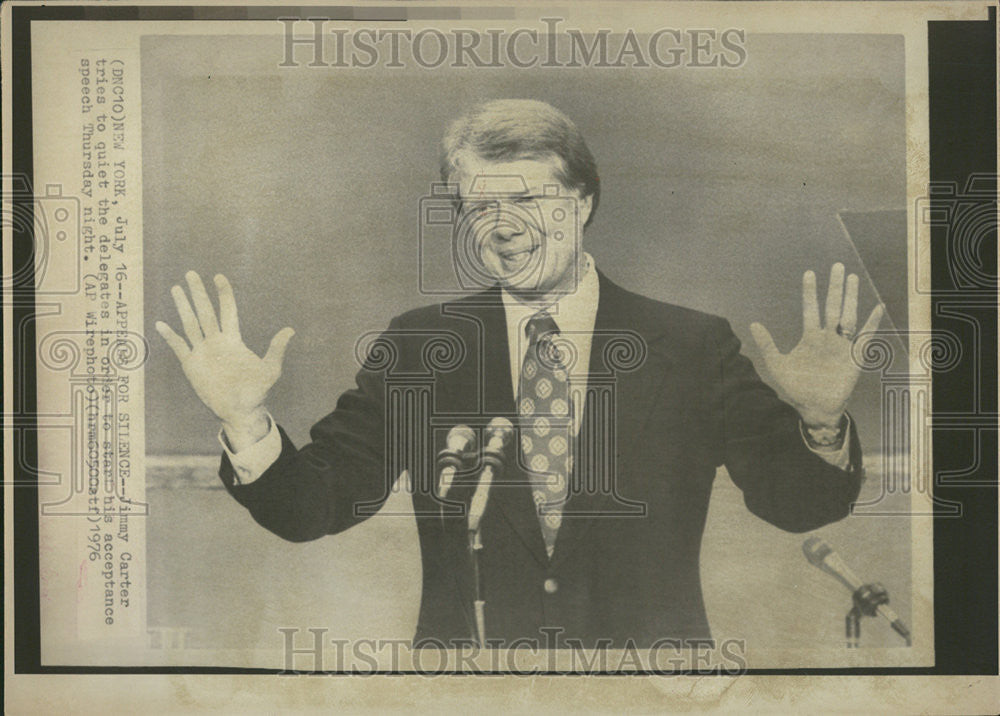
[550, 272, 673, 568]
[438, 288, 511, 418]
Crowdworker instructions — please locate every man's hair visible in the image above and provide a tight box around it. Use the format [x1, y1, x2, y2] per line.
[440, 99, 601, 227]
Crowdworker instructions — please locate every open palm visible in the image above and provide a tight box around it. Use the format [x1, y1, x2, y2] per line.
[750, 263, 883, 429]
[155, 272, 294, 427]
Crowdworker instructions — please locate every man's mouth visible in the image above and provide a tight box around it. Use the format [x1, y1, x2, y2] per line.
[497, 245, 538, 261]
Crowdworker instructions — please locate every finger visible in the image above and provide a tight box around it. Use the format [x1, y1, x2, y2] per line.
[154, 321, 190, 360]
[214, 274, 240, 335]
[749, 322, 780, 365]
[825, 262, 845, 329]
[802, 270, 819, 332]
[171, 284, 203, 345]
[185, 271, 220, 336]
[263, 327, 295, 371]
[840, 273, 859, 333]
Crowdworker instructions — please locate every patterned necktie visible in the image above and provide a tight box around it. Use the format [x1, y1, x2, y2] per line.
[518, 311, 573, 558]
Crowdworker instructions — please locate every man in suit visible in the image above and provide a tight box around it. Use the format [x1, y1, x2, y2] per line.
[156, 99, 882, 649]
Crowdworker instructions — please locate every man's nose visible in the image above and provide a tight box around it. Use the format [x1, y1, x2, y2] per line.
[491, 216, 526, 242]
[492, 227, 516, 243]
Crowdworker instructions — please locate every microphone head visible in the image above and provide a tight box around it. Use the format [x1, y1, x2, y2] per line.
[485, 416, 514, 445]
[802, 537, 833, 567]
[802, 537, 862, 592]
[445, 424, 476, 452]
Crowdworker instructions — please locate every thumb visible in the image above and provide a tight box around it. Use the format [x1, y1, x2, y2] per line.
[749, 322, 780, 365]
[263, 327, 295, 371]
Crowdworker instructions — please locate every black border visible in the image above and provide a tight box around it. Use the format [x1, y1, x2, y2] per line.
[6, 4, 998, 675]
[927, 6, 998, 675]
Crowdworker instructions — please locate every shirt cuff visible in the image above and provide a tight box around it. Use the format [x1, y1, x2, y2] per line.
[218, 412, 282, 485]
[800, 415, 853, 471]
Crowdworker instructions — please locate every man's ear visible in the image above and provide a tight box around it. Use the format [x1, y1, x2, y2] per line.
[578, 193, 593, 227]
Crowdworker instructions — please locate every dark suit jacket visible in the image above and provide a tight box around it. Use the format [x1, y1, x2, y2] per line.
[220, 272, 863, 648]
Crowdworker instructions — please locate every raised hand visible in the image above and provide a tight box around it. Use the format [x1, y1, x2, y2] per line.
[749, 263, 883, 429]
[155, 272, 294, 441]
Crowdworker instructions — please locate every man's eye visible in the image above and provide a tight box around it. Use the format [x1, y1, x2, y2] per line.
[514, 196, 537, 205]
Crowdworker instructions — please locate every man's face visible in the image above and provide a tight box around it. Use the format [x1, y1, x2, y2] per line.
[454, 155, 592, 301]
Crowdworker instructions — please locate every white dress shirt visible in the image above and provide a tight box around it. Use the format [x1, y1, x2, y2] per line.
[223, 254, 850, 482]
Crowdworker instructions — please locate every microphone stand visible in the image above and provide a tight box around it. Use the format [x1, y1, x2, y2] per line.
[803, 537, 912, 648]
[845, 583, 910, 648]
[466, 418, 512, 648]
[469, 528, 486, 649]
[434, 425, 480, 642]
[467, 451, 499, 648]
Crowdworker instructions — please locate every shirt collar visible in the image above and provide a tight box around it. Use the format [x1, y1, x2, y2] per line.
[500, 253, 600, 336]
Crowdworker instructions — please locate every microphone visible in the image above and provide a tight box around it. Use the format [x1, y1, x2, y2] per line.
[468, 417, 514, 534]
[436, 424, 476, 499]
[803, 537, 911, 645]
